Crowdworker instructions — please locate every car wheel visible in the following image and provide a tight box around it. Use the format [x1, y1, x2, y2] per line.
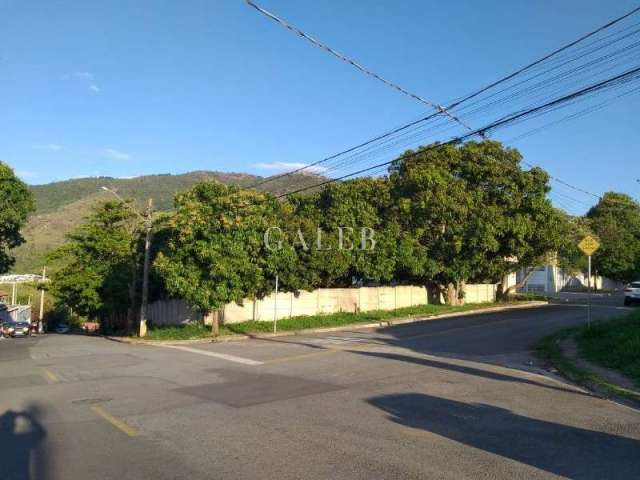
[624, 298, 631, 306]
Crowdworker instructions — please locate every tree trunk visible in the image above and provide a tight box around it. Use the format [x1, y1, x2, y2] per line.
[445, 282, 465, 306]
[209, 310, 220, 337]
[500, 266, 537, 299]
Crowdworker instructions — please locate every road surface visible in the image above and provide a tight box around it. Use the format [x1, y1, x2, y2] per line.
[1, 298, 639, 479]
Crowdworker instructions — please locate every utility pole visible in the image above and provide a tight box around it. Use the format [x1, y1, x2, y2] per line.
[39, 266, 46, 333]
[11, 282, 16, 305]
[138, 199, 153, 337]
[101, 187, 153, 337]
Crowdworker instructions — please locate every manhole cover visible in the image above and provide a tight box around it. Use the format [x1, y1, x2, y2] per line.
[72, 397, 111, 405]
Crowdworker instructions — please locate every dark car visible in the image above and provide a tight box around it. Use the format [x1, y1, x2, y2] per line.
[3, 321, 32, 338]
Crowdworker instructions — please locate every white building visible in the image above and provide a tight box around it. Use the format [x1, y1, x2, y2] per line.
[512, 264, 624, 294]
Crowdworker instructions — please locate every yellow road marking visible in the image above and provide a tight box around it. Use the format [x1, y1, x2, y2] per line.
[90, 405, 139, 437]
[42, 369, 59, 383]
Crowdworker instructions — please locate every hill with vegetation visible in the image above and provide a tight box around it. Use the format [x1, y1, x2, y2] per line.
[11, 170, 323, 273]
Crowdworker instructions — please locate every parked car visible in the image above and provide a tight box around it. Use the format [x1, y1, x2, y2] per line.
[55, 323, 70, 334]
[624, 281, 640, 306]
[2, 320, 32, 338]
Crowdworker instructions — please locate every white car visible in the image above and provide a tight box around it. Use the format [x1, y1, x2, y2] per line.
[624, 281, 640, 306]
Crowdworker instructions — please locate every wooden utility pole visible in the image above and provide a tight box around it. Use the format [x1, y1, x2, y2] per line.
[39, 266, 46, 333]
[138, 199, 153, 338]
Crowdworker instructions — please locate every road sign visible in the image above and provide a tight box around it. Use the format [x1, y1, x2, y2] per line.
[578, 235, 600, 256]
[577, 235, 600, 329]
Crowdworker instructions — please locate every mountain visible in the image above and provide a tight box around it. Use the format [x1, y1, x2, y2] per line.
[11, 170, 323, 273]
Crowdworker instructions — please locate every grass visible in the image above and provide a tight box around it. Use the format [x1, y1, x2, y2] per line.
[535, 310, 640, 400]
[575, 310, 640, 385]
[144, 322, 215, 341]
[145, 300, 524, 341]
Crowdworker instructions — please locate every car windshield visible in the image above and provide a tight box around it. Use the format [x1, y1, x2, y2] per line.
[631, 282, 640, 288]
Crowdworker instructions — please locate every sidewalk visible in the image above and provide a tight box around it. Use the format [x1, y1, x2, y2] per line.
[107, 300, 549, 346]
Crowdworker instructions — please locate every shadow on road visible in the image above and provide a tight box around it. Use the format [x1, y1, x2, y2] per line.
[368, 393, 640, 479]
[0, 404, 50, 480]
[352, 350, 591, 398]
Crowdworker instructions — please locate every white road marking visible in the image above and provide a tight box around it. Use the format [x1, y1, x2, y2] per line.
[157, 344, 263, 365]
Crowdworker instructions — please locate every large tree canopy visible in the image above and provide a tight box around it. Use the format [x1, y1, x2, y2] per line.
[390, 140, 562, 302]
[587, 192, 640, 283]
[50, 201, 138, 326]
[0, 161, 34, 273]
[306, 177, 400, 286]
[155, 182, 295, 312]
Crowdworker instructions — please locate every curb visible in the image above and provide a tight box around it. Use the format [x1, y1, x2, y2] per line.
[105, 301, 549, 346]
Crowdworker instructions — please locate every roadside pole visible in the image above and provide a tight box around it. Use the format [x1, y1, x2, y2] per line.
[100, 187, 153, 338]
[578, 235, 600, 329]
[138, 199, 153, 338]
[587, 255, 592, 328]
[39, 266, 46, 333]
[273, 275, 279, 334]
[11, 282, 16, 305]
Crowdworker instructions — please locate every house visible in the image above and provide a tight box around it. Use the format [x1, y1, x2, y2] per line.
[0, 289, 9, 303]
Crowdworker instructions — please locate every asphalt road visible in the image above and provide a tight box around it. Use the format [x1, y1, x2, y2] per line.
[2, 297, 639, 480]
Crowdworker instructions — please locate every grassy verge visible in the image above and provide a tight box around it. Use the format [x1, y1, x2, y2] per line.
[575, 311, 640, 385]
[145, 300, 526, 341]
[535, 310, 640, 400]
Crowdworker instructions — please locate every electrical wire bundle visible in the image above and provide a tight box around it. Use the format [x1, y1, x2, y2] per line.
[246, 3, 640, 211]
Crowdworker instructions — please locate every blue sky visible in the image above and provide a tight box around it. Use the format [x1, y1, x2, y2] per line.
[2, 0, 639, 213]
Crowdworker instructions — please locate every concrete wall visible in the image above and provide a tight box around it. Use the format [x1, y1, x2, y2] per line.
[148, 284, 498, 326]
[222, 284, 495, 324]
[464, 283, 498, 304]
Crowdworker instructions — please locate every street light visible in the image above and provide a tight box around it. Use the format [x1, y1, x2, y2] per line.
[101, 186, 153, 337]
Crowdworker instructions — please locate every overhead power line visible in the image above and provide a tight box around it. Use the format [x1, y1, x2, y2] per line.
[247, 5, 640, 196]
[245, 0, 476, 135]
[246, 4, 640, 207]
[275, 65, 640, 199]
[447, 5, 640, 109]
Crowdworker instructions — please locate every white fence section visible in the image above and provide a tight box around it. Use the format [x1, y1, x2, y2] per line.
[146, 284, 498, 326]
[222, 285, 431, 324]
[464, 284, 498, 304]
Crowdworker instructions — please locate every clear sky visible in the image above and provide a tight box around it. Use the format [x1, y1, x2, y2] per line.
[2, 0, 639, 213]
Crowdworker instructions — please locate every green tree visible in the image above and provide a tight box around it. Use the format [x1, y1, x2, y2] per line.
[0, 162, 34, 273]
[390, 140, 562, 303]
[587, 192, 640, 283]
[556, 213, 593, 275]
[50, 201, 138, 330]
[303, 178, 400, 286]
[155, 182, 295, 317]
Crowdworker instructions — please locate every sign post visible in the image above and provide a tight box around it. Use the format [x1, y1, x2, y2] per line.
[577, 235, 600, 328]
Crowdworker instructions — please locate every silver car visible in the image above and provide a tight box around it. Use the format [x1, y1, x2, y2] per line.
[624, 281, 640, 306]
